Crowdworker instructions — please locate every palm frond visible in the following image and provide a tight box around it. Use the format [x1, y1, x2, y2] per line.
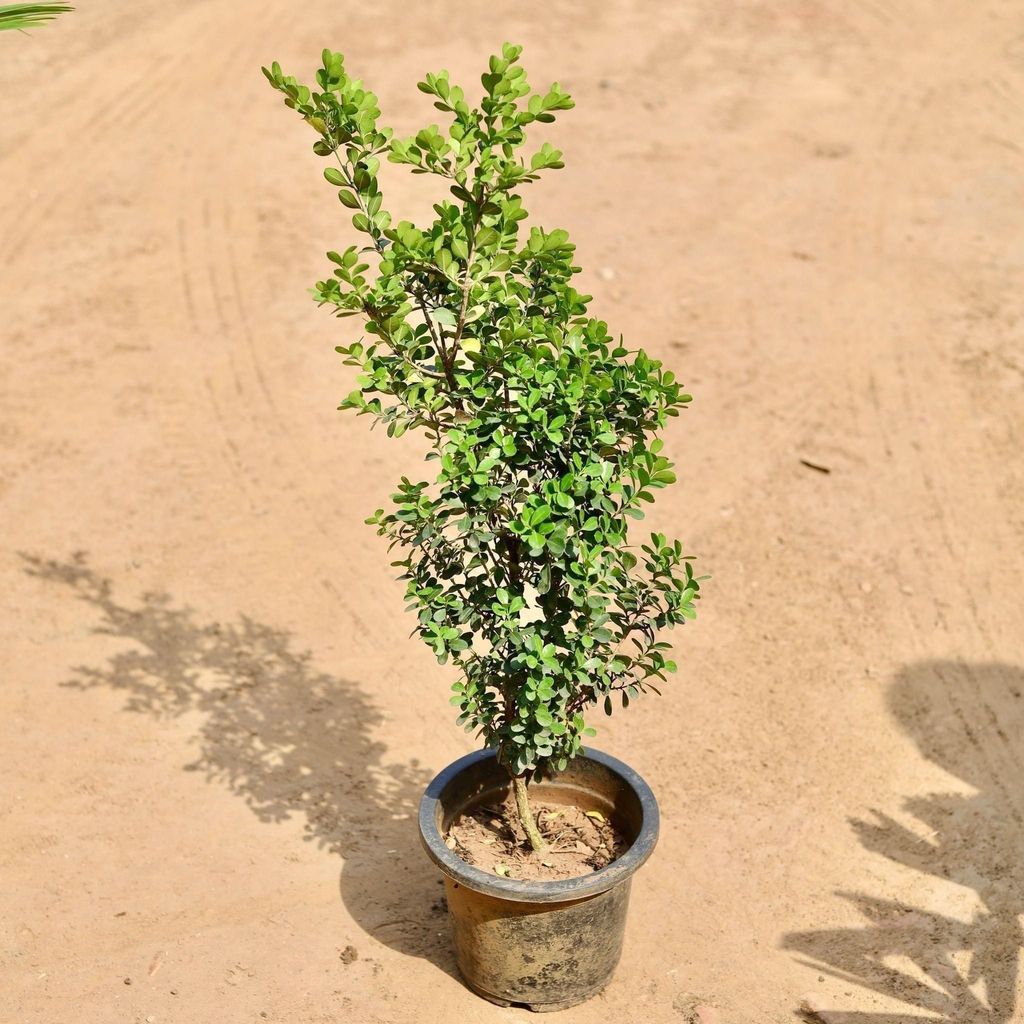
[0, 3, 74, 32]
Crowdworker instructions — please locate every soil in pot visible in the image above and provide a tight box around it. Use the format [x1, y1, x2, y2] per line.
[445, 795, 628, 881]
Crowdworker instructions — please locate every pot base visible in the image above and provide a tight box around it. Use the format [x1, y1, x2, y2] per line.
[460, 974, 591, 1012]
[443, 859, 632, 1008]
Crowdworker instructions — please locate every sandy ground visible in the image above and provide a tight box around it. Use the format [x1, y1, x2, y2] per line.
[2, 2, 1023, 1022]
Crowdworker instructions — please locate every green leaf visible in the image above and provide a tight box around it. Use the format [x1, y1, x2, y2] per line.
[0, 2, 73, 31]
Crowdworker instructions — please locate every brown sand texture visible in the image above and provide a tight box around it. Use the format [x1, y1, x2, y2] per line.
[2, 2, 1023, 1021]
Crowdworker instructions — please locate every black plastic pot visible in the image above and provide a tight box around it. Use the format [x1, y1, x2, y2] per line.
[418, 748, 659, 1011]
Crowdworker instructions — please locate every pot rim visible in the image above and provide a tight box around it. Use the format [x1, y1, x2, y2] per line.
[418, 747, 659, 903]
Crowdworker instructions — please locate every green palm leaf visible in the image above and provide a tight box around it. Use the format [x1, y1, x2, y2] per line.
[0, 3, 73, 31]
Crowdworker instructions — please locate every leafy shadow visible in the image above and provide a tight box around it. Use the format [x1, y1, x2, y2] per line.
[783, 660, 1024, 1023]
[22, 552, 452, 974]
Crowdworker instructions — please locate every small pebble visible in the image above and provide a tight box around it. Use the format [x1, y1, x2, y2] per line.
[859, 581, 873, 593]
[599, 266, 616, 281]
[123, 977, 132, 986]
[339, 944, 358, 965]
[146, 1016, 156, 1023]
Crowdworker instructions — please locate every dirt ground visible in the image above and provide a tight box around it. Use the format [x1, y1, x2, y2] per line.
[2, 2, 1023, 1022]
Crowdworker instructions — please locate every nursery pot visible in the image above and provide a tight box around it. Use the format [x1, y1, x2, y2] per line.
[418, 747, 659, 1011]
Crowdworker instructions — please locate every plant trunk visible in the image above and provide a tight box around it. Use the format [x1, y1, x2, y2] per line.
[512, 775, 547, 853]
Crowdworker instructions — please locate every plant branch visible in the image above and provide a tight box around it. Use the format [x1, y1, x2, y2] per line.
[512, 775, 547, 853]
[413, 289, 458, 392]
[330, 148, 387, 254]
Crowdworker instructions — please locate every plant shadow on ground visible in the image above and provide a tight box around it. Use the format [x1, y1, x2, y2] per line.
[784, 660, 1024, 1023]
[22, 552, 454, 976]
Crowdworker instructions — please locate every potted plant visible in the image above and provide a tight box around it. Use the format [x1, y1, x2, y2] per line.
[264, 43, 705, 1010]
